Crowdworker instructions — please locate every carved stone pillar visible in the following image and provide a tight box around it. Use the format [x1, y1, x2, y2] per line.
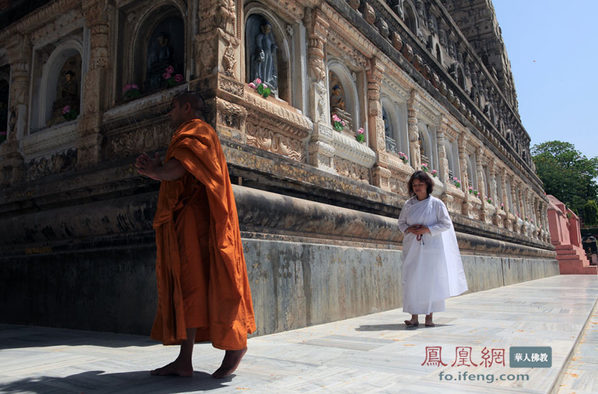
[476, 147, 485, 198]
[437, 117, 449, 183]
[195, 0, 236, 79]
[368, 57, 390, 190]
[306, 8, 335, 172]
[509, 179, 516, 215]
[475, 147, 486, 220]
[79, 0, 112, 168]
[500, 167, 508, 212]
[488, 159, 497, 204]
[195, 0, 245, 139]
[0, 34, 30, 185]
[407, 90, 420, 169]
[499, 167, 509, 228]
[458, 133, 470, 215]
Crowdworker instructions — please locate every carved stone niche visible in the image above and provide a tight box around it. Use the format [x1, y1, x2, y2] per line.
[117, 2, 186, 103]
[244, 88, 312, 163]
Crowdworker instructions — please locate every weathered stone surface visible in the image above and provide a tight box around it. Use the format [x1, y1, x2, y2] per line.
[0, 0, 557, 337]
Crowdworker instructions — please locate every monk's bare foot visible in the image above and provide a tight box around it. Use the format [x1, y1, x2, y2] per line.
[150, 360, 193, 377]
[212, 348, 247, 379]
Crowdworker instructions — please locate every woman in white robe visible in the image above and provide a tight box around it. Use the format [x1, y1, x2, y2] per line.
[398, 171, 468, 327]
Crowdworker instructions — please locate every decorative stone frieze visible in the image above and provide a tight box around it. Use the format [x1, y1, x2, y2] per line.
[25, 148, 77, 182]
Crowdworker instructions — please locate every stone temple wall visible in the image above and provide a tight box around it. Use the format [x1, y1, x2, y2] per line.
[0, 0, 557, 336]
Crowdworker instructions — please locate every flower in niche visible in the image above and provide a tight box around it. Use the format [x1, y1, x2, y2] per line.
[123, 83, 141, 101]
[62, 105, 78, 121]
[331, 113, 345, 131]
[355, 127, 365, 143]
[398, 152, 409, 164]
[248, 78, 271, 98]
[163, 66, 185, 87]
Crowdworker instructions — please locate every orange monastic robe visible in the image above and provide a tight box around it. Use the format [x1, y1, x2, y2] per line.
[151, 119, 256, 349]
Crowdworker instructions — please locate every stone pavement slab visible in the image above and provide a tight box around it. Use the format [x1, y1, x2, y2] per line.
[0, 275, 596, 393]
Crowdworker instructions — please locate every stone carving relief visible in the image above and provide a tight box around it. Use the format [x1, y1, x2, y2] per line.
[246, 119, 303, 162]
[335, 156, 369, 183]
[217, 99, 246, 131]
[315, 81, 327, 119]
[195, 35, 217, 76]
[215, 0, 236, 35]
[218, 76, 244, 97]
[26, 148, 77, 181]
[222, 41, 237, 77]
[105, 122, 171, 158]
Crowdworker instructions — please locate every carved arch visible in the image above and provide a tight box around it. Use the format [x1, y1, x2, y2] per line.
[32, 39, 84, 131]
[244, 4, 292, 103]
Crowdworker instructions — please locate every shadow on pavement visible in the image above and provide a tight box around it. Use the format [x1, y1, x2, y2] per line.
[0, 370, 234, 393]
[0, 324, 156, 350]
[355, 323, 450, 331]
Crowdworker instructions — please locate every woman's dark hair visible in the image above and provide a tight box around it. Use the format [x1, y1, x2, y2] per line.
[407, 170, 434, 196]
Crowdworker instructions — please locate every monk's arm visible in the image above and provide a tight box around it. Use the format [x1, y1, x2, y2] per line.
[153, 158, 186, 181]
[135, 152, 186, 181]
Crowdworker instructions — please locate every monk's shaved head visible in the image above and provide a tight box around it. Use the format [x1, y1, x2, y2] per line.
[172, 92, 205, 116]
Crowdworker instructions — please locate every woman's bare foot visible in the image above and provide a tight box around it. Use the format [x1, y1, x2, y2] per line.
[150, 360, 193, 377]
[212, 348, 247, 379]
[425, 313, 435, 327]
[404, 315, 419, 327]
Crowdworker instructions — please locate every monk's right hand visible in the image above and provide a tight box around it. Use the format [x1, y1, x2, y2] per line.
[135, 152, 161, 180]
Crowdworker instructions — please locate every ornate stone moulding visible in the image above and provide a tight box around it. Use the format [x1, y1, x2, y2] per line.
[243, 90, 312, 134]
[104, 119, 171, 159]
[0, 0, 80, 40]
[22, 121, 78, 160]
[103, 84, 187, 124]
[243, 90, 312, 162]
[29, 9, 83, 47]
[386, 153, 412, 173]
[330, 129, 376, 168]
[25, 147, 77, 182]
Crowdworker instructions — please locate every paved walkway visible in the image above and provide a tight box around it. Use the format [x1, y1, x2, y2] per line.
[0, 275, 596, 393]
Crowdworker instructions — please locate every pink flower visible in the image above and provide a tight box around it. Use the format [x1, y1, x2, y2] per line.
[248, 82, 256, 89]
[332, 114, 341, 122]
[166, 65, 174, 74]
[163, 72, 171, 80]
[124, 84, 131, 92]
[357, 128, 364, 134]
[131, 84, 138, 89]
[174, 74, 183, 83]
[62, 105, 71, 114]
[255, 78, 262, 84]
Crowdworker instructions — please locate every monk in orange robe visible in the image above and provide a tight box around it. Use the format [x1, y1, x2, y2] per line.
[135, 92, 256, 378]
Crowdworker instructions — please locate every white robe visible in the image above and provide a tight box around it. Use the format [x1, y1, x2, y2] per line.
[398, 196, 468, 314]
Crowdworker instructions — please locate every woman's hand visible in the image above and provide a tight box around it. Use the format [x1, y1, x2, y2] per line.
[406, 225, 431, 236]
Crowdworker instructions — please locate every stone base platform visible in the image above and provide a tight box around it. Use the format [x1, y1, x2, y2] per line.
[0, 275, 596, 393]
